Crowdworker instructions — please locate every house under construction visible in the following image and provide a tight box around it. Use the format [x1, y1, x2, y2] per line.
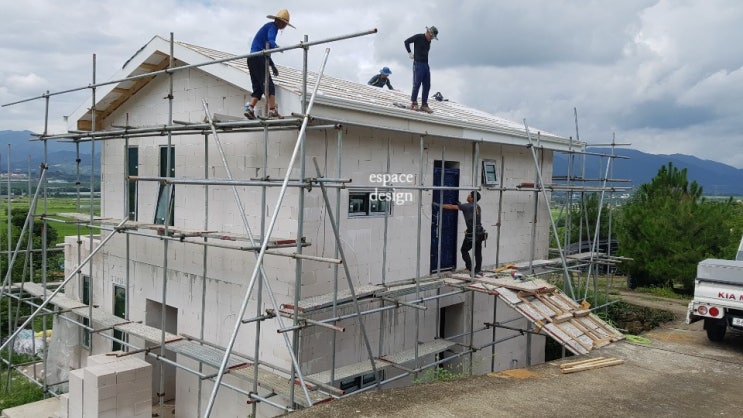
[0, 30, 630, 418]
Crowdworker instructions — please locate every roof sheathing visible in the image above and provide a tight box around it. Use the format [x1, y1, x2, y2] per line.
[180, 40, 575, 150]
[72, 36, 579, 151]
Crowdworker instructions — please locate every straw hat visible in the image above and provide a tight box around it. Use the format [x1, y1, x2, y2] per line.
[267, 9, 295, 28]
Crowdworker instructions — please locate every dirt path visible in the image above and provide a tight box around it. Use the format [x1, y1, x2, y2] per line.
[615, 290, 689, 320]
[286, 291, 743, 418]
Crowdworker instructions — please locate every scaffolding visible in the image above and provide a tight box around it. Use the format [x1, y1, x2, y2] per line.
[0, 29, 630, 417]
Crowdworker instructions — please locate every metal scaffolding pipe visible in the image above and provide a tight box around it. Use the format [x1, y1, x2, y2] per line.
[203, 49, 334, 417]
[0, 218, 127, 353]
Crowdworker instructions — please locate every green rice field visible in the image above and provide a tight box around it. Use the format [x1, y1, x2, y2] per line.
[0, 197, 99, 245]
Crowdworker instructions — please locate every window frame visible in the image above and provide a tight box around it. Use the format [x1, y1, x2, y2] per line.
[481, 159, 498, 186]
[348, 190, 392, 218]
[127, 146, 139, 221]
[80, 274, 91, 349]
[112, 284, 127, 352]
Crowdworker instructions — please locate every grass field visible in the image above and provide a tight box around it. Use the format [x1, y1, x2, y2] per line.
[0, 197, 99, 245]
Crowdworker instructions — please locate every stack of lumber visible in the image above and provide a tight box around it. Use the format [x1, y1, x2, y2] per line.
[559, 357, 624, 374]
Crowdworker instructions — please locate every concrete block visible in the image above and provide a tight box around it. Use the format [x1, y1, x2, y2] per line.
[134, 400, 152, 416]
[59, 393, 69, 418]
[84, 364, 117, 388]
[115, 391, 137, 407]
[115, 380, 138, 394]
[82, 400, 99, 418]
[68, 369, 85, 418]
[93, 383, 119, 401]
[116, 402, 135, 418]
[86, 352, 124, 367]
[98, 410, 117, 418]
[115, 362, 138, 384]
[98, 396, 117, 413]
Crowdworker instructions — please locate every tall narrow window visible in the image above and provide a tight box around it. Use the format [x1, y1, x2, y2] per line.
[81, 274, 91, 349]
[112, 285, 127, 352]
[128, 146, 138, 220]
[155, 146, 175, 225]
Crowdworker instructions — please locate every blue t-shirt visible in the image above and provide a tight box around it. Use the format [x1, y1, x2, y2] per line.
[251, 22, 280, 53]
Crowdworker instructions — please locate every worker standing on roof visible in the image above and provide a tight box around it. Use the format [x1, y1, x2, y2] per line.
[435, 191, 486, 276]
[244, 9, 295, 120]
[368, 67, 394, 90]
[404, 25, 438, 113]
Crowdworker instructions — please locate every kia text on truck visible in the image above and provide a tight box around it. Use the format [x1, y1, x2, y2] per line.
[686, 235, 743, 342]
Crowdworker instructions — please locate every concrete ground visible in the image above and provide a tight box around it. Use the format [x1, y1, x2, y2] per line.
[5, 292, 742, 417]
[286, 292, 743, 418]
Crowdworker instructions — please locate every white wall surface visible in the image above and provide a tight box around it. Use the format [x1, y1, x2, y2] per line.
[62, 65, 553, 417]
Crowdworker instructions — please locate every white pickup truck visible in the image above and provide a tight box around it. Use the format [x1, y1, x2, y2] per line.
[686, 236, 743, 342]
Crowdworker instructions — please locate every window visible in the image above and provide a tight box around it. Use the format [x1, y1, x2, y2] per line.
[154, 183, 174, 225]
[348, 191, 391, 217]
[112, 285, 127, 352]
[128, 146, 138, 220]
[81, 274, 91, 349]
[338, 371, 383, 393]
[481, 160, 498, 186]
[155, 146, 175, 225]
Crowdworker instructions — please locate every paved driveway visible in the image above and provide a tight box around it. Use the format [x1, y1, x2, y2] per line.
[287, 295, 743, 418]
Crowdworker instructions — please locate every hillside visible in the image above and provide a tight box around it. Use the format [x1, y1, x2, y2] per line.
[553, 147, 743, 196]
[0, 130, 98, 177]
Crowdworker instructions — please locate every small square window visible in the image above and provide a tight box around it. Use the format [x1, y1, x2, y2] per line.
[349, 191, 391, 217]
[481, 160, 498, 186]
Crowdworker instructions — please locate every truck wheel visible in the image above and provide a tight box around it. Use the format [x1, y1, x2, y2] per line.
[704, 318, 726, 342]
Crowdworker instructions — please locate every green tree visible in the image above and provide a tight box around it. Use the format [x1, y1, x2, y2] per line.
[616, 163, 742, 292]
[0, 207, 60, 284]
[567, 193, 612, 244]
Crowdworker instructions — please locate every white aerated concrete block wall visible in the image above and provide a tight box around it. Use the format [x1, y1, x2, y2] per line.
[64, 354, 152, 418]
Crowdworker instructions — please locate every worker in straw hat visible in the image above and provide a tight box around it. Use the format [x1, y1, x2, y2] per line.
[404, 25, 438, 113]
[368, 67, 394, 90]
[244, 9, 295, 120]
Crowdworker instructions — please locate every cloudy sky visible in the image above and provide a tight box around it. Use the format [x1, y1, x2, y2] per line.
[2, 0, 742, 168]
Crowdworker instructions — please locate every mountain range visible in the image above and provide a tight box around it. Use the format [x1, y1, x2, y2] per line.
[0, 130, 98, 177]
[2, 130, 741, 196]
[553, 148, 743, 196]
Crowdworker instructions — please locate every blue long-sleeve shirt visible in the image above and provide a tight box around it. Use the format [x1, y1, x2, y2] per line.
[251, 22, 280, 52]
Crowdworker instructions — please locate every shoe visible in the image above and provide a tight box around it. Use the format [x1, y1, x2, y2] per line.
[244, 107, 256, 120]
[475, 272, 484, 278]
[410, 102, 419, 111]
[268, 107, 283, 119]
[419, 104, 433, 113]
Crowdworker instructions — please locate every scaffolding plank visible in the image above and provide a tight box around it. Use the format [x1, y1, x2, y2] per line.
[446, 275, 624, 356]
[13, 281, 330, 407]
[306, 339, 456, 385]
[375, 279, 447, 298]
[51, 212, 302, 245]
[381, 339, 457, 364]
[297, 285, 384, 311]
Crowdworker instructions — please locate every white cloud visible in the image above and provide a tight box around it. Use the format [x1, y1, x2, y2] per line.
[0, 0, 741, 168]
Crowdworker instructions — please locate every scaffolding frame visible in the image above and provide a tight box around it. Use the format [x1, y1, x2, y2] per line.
[0, 29, 630, 417]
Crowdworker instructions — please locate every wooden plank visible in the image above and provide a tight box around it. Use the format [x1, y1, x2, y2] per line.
[559, 357, 607, 369]
[560, 358, 624, 374]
